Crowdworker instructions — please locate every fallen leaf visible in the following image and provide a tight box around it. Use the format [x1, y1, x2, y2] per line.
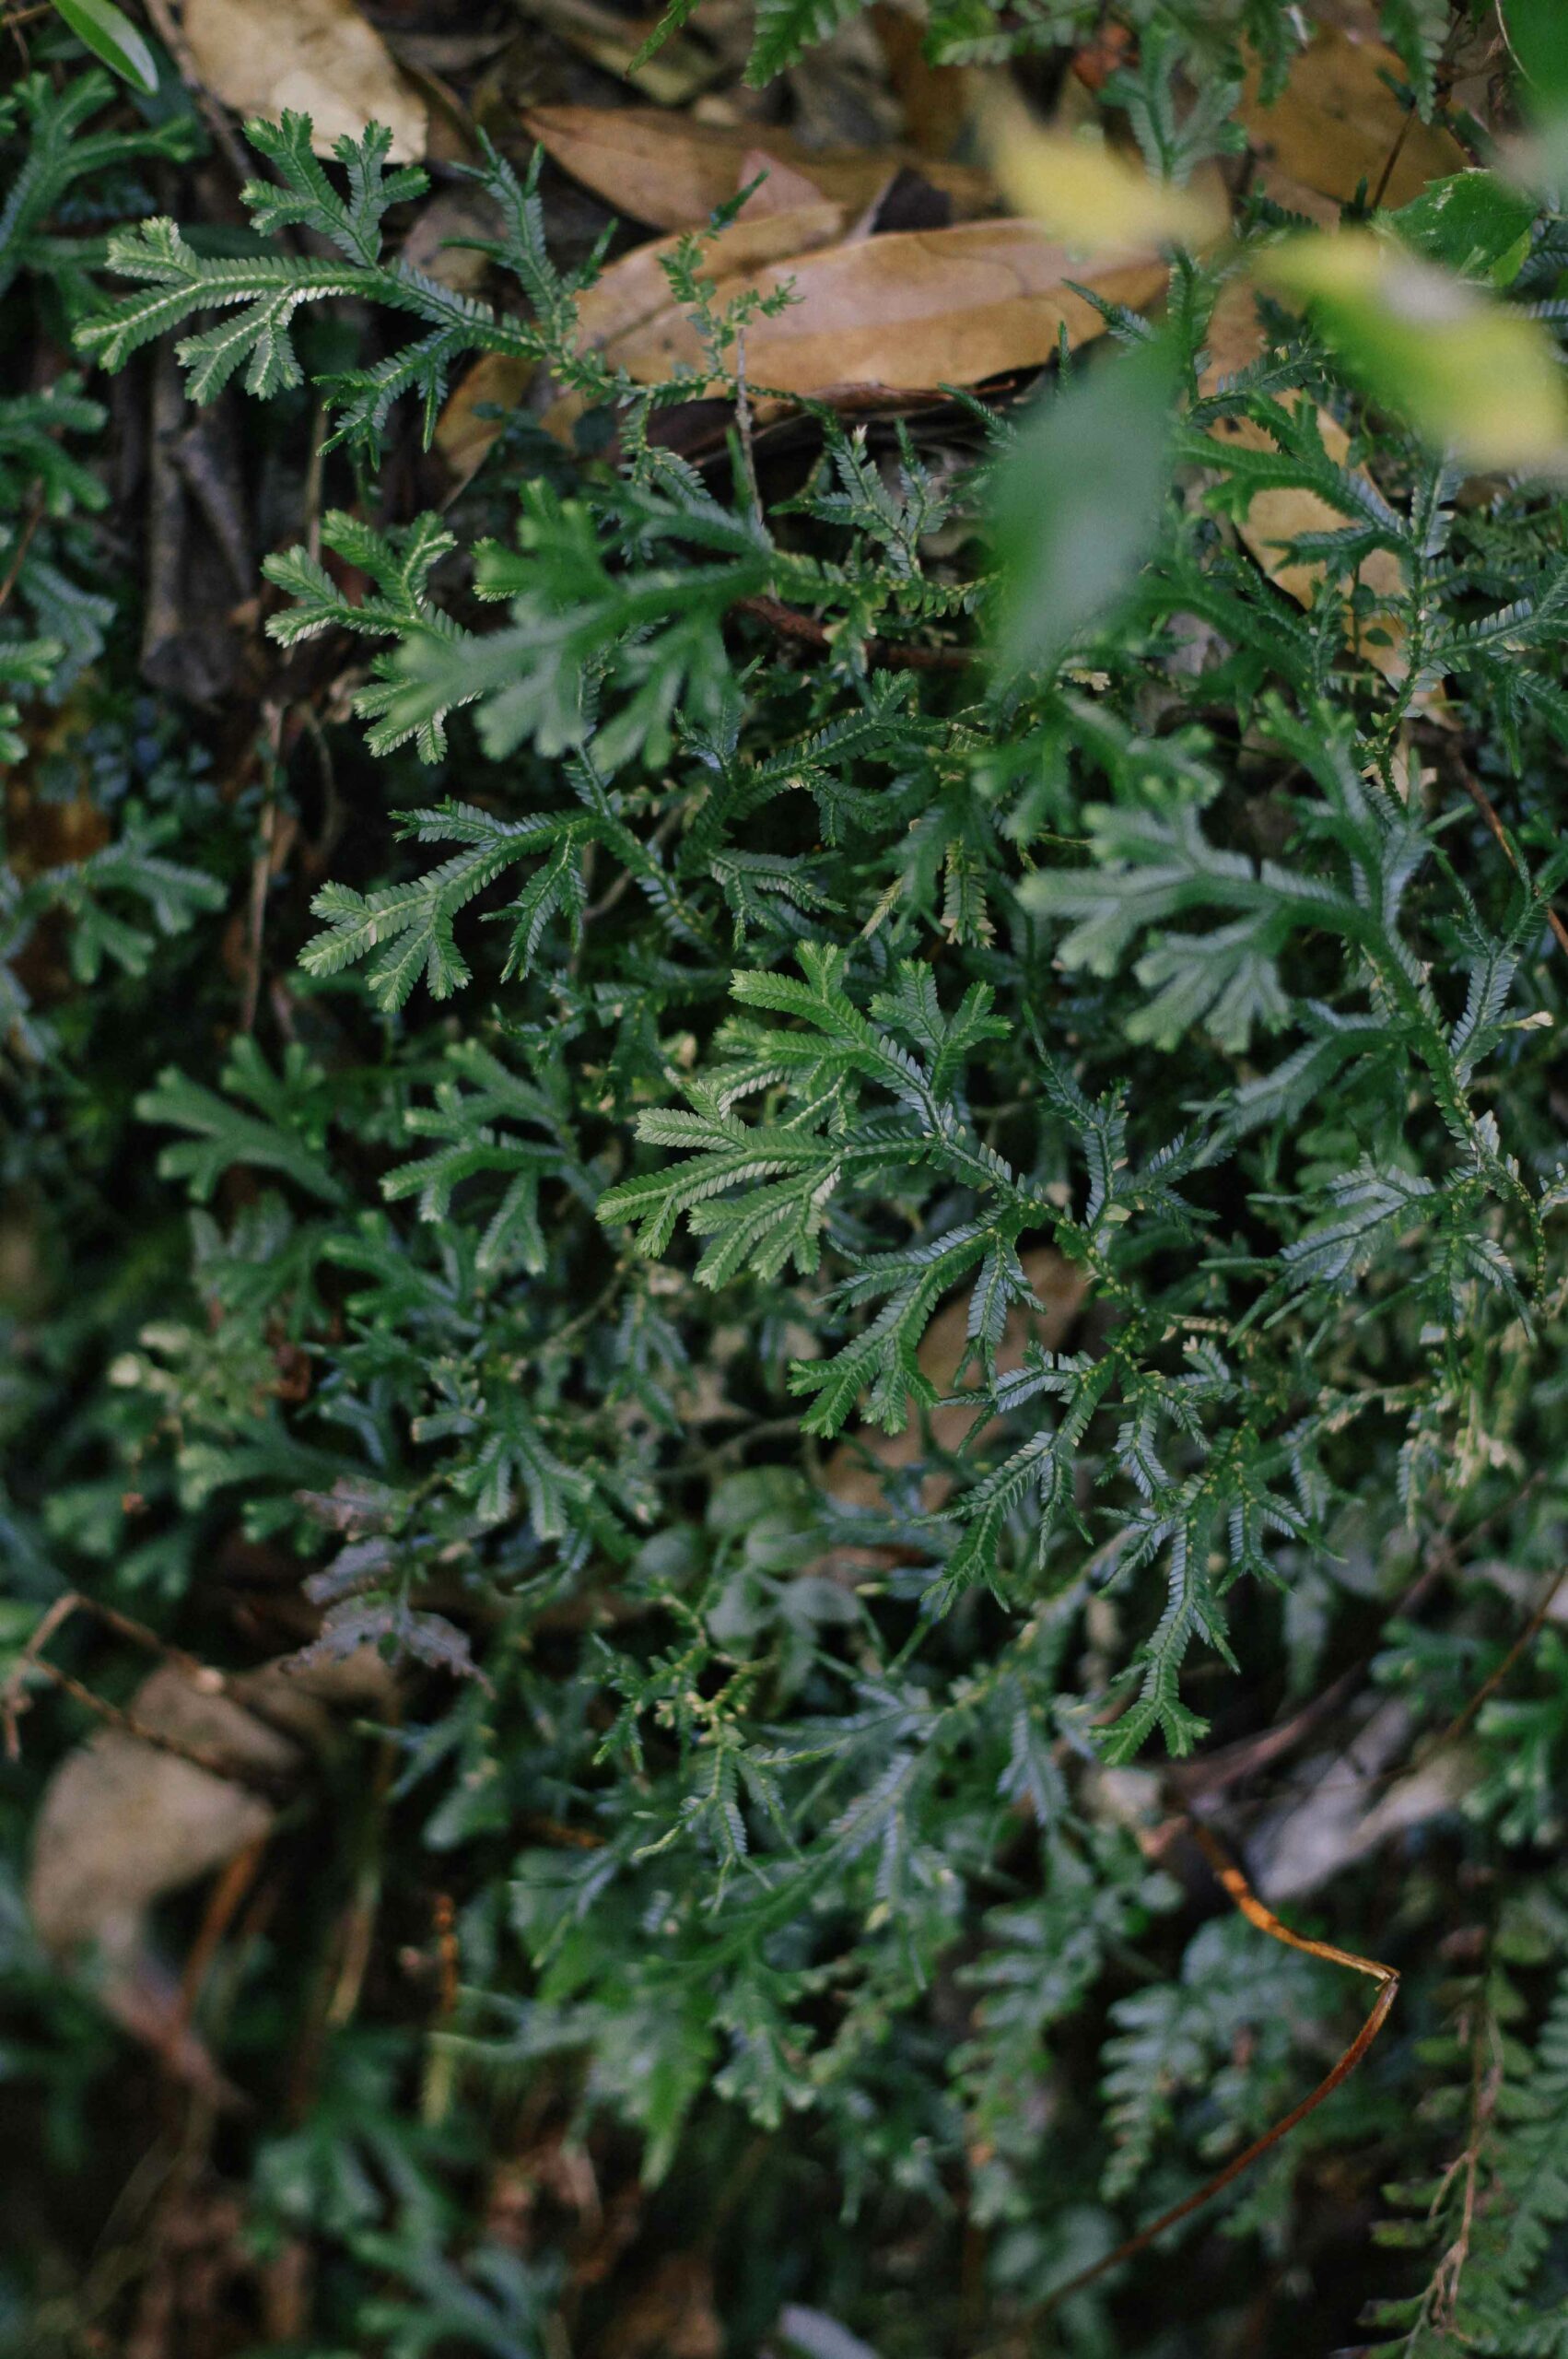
[522, 101, 992, 231]
[544, 221, 1168, 429]
[1244, 1696, 1474, 1903]
[182, 0, 427, 161]
[870, 2, 973, 158]
[29, 1668, 293, 1965]
[28, 1649, 397, 2086]
[399, 187, 505, 298]
[433, 352, 535, 488]
[437, 201, 848, 487]
[1240, 25, 1468, 218]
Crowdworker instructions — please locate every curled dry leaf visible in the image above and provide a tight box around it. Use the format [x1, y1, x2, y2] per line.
[436, 199, 849, 487]
[1239, 25, 1467, 221]
[521, 102, 992, 231]
[182, 0, 427, 160]
[544, 222, 1168, 435]
[28, 1650, 397, 2090]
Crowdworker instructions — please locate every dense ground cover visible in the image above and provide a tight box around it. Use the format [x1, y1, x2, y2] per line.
[6, 1, 1568, 2352]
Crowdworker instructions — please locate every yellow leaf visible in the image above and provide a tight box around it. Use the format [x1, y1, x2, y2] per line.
[1258, 229, 1568, 472]
[984, 85, 1224, 253]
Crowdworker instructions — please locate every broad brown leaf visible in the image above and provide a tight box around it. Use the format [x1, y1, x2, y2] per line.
[435, 200, 848, 487]
[521, 102, 992, 231]
[543, 222, 1167, 432]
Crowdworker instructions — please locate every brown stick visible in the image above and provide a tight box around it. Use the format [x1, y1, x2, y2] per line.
[1020, 1822, 1398, 2321]
[1, 1590, 81, 1758]
[1452, 758, 1568, 959]
[1422, 1563, 1568, 1760]
[733, 593, 974, 674]
[177, 1832, 270, 2027]
[24, 1659, 285, 1795]
[0, 493, 42, 618]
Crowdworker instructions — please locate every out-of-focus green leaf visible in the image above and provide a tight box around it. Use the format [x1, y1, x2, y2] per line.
[1504, 0, 1568, 118]
[990, 336, 1177, 677]
[48, 0, 159, 94]
[1256, 229, 1568, 472]
[1388, 172, 1537, 287]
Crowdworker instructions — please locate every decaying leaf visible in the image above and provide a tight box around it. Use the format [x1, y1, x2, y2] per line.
[28, 1650, 396, 2089]
[521, 102, 992, 231]
[1245, 1696, 1477, 1903]
[182, 0, 427, 160]
[517, 0, 725, 105]
[1240, 25, 1468, 219]
[545, 221, 1168, 429]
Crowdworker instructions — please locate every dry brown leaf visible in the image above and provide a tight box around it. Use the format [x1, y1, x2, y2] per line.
[400, 187, 506, 297]
[1240, 26, 1467, 218]
[183, 0, 427, 160]
[435, 200, 848, 488]
[432, 351, 535, 488]
[543, 222, 1167, 434]
[1200, 278, 1406, 675]
[522, 102, 992, 231]
[28, 1650, 397, 2089]
[818, 1246, 1090, 1570]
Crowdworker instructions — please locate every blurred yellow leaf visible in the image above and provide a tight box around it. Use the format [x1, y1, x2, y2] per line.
[984, 87, 1224, 253]
[1257, 229, 1568, 472]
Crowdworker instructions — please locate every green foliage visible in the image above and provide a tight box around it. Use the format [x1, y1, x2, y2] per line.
[10, 14, 1568, 2359]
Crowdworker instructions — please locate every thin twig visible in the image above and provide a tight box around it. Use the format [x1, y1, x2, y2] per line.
[176, 1832, 270, 2031]
[0, 492, 43, 618]
[733, 593, 973, 674]
[25, 1659, 286, 1795]
[1430, 2002, 1504, 2330]
[1008, 1822, 1398, 2324]
[2, 1590, 82, 1758]
[1422, 1562, 1568, 1760]
[732, 327, 761, 518]
[1451, 757, 1568, 959]
[241, 700, 284, 1036]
